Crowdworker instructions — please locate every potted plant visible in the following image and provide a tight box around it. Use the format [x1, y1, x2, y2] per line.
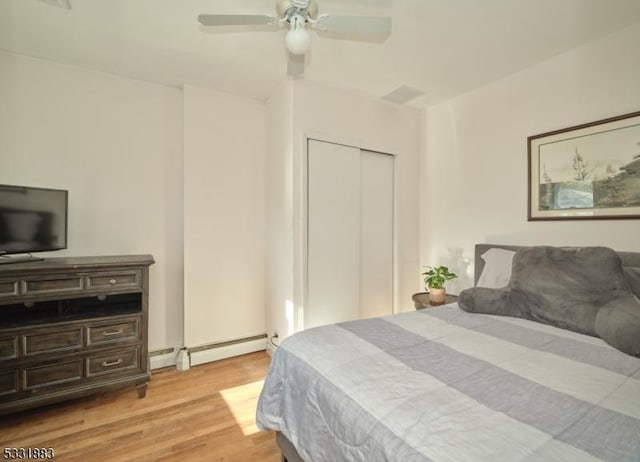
[421, 266, 458, 305]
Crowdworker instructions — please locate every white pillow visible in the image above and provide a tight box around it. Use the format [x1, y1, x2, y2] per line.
[476, 248, 516, 288]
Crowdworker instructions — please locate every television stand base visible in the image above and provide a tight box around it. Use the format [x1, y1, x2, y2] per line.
[0, 255, 45, 265]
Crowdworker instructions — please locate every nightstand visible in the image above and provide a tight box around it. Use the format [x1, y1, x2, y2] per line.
[412, 292, 458, 309]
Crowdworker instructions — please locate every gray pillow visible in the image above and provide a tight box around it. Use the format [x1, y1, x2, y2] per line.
[624, 267, 640, 299]
[459, 246, 640, 356]
[595, 298, 640, 357]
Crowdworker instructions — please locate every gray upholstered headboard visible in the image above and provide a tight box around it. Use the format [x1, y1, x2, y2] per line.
[474, 244, 640, 285]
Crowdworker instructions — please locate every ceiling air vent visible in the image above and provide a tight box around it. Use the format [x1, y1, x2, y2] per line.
[381, 85, 424, 105]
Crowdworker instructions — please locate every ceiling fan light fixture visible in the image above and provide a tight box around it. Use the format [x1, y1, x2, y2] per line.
[286, 28, 310, 54]
[285, 15, 310, 55]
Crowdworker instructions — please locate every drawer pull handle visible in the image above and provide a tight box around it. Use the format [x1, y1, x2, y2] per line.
[109, 279, 117, 285]
[103, 329, 123, 336]
[102, 359, 123, 367]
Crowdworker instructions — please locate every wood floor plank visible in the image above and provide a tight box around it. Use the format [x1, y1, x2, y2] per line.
[0, 352, 280, 462]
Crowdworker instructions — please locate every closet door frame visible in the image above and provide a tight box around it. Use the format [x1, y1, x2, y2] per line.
[301, 134, 399, 328]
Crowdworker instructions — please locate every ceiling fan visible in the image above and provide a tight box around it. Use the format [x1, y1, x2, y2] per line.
[197, 0, 392, 78]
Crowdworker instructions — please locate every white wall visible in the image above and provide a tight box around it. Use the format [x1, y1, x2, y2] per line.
[183, 85, 266, 349]
[0, 51, 184, 353]
[265, 80, 294, 343]
[265, 80, 421, 342]
[0, 52, 268, 364]
[421, 22, 640, 293]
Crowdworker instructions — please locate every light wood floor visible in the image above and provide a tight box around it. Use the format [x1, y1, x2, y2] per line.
[0, 352, 281, 462]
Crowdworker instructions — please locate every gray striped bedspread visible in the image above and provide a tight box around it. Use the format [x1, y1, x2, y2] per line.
[256, 305, 640, 462]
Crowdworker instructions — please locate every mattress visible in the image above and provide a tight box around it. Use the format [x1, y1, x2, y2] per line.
[256, 305, 640, 462]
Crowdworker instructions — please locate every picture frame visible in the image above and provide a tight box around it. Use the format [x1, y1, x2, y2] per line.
[528, 110, 640, 221]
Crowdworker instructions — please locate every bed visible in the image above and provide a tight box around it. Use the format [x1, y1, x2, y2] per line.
[256, 244, 640, 462]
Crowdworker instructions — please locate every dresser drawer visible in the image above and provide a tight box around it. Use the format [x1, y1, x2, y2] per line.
[87, 348, 139, 377]
[0, 371, 17, 396]
[21, 275, 83, 297]
[0, 336, 17, 360]
[23, 359, 83, 390]
[23, 327, 83, 356]
[85, 270, 141, 291]
[0, 280, 19, 299]
[87, 319, 139, 347]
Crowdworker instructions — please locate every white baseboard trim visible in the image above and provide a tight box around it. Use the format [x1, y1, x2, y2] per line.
[190, 338, 267, 366]
[150, 351, 176, 370]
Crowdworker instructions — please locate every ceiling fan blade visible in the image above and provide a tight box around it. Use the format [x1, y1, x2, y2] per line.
[287, 53, 305, 78]
[314, 15, 391, 41]
[35, 0, 71, 9]
[197, 14, 279, 27]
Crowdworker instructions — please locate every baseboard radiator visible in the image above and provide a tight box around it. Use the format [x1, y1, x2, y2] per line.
[189, 334, 267, 367]
[149, 347, 176, 370]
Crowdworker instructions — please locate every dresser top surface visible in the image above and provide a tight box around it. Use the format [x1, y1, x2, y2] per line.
[0, 255, 155, 275]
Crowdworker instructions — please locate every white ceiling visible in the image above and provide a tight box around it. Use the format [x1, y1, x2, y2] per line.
[1, 0, 640, 107]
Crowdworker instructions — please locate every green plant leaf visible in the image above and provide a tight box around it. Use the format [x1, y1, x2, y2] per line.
[421, 265, 458, 289]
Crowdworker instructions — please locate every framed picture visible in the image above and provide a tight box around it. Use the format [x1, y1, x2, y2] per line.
[528, 110, 640, 221]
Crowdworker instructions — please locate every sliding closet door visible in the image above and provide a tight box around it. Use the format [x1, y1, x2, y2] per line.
[359, 150, 394, 319]
[306, 139, 394, 329]
[307, 140, 361, 328]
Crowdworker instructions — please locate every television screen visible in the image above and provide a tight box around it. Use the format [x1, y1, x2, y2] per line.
[0, 184, 68, 255]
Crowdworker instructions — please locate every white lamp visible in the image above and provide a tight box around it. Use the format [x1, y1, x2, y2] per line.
[285, 14, 310, 55]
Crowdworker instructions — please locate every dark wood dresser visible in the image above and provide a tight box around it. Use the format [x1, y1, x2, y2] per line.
[0, 255, 154, 415]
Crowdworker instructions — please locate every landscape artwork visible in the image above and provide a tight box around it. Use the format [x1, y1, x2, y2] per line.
[528, 111, 640, 220]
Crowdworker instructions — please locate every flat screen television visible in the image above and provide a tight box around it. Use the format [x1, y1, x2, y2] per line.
[0, 184, 68, 263]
